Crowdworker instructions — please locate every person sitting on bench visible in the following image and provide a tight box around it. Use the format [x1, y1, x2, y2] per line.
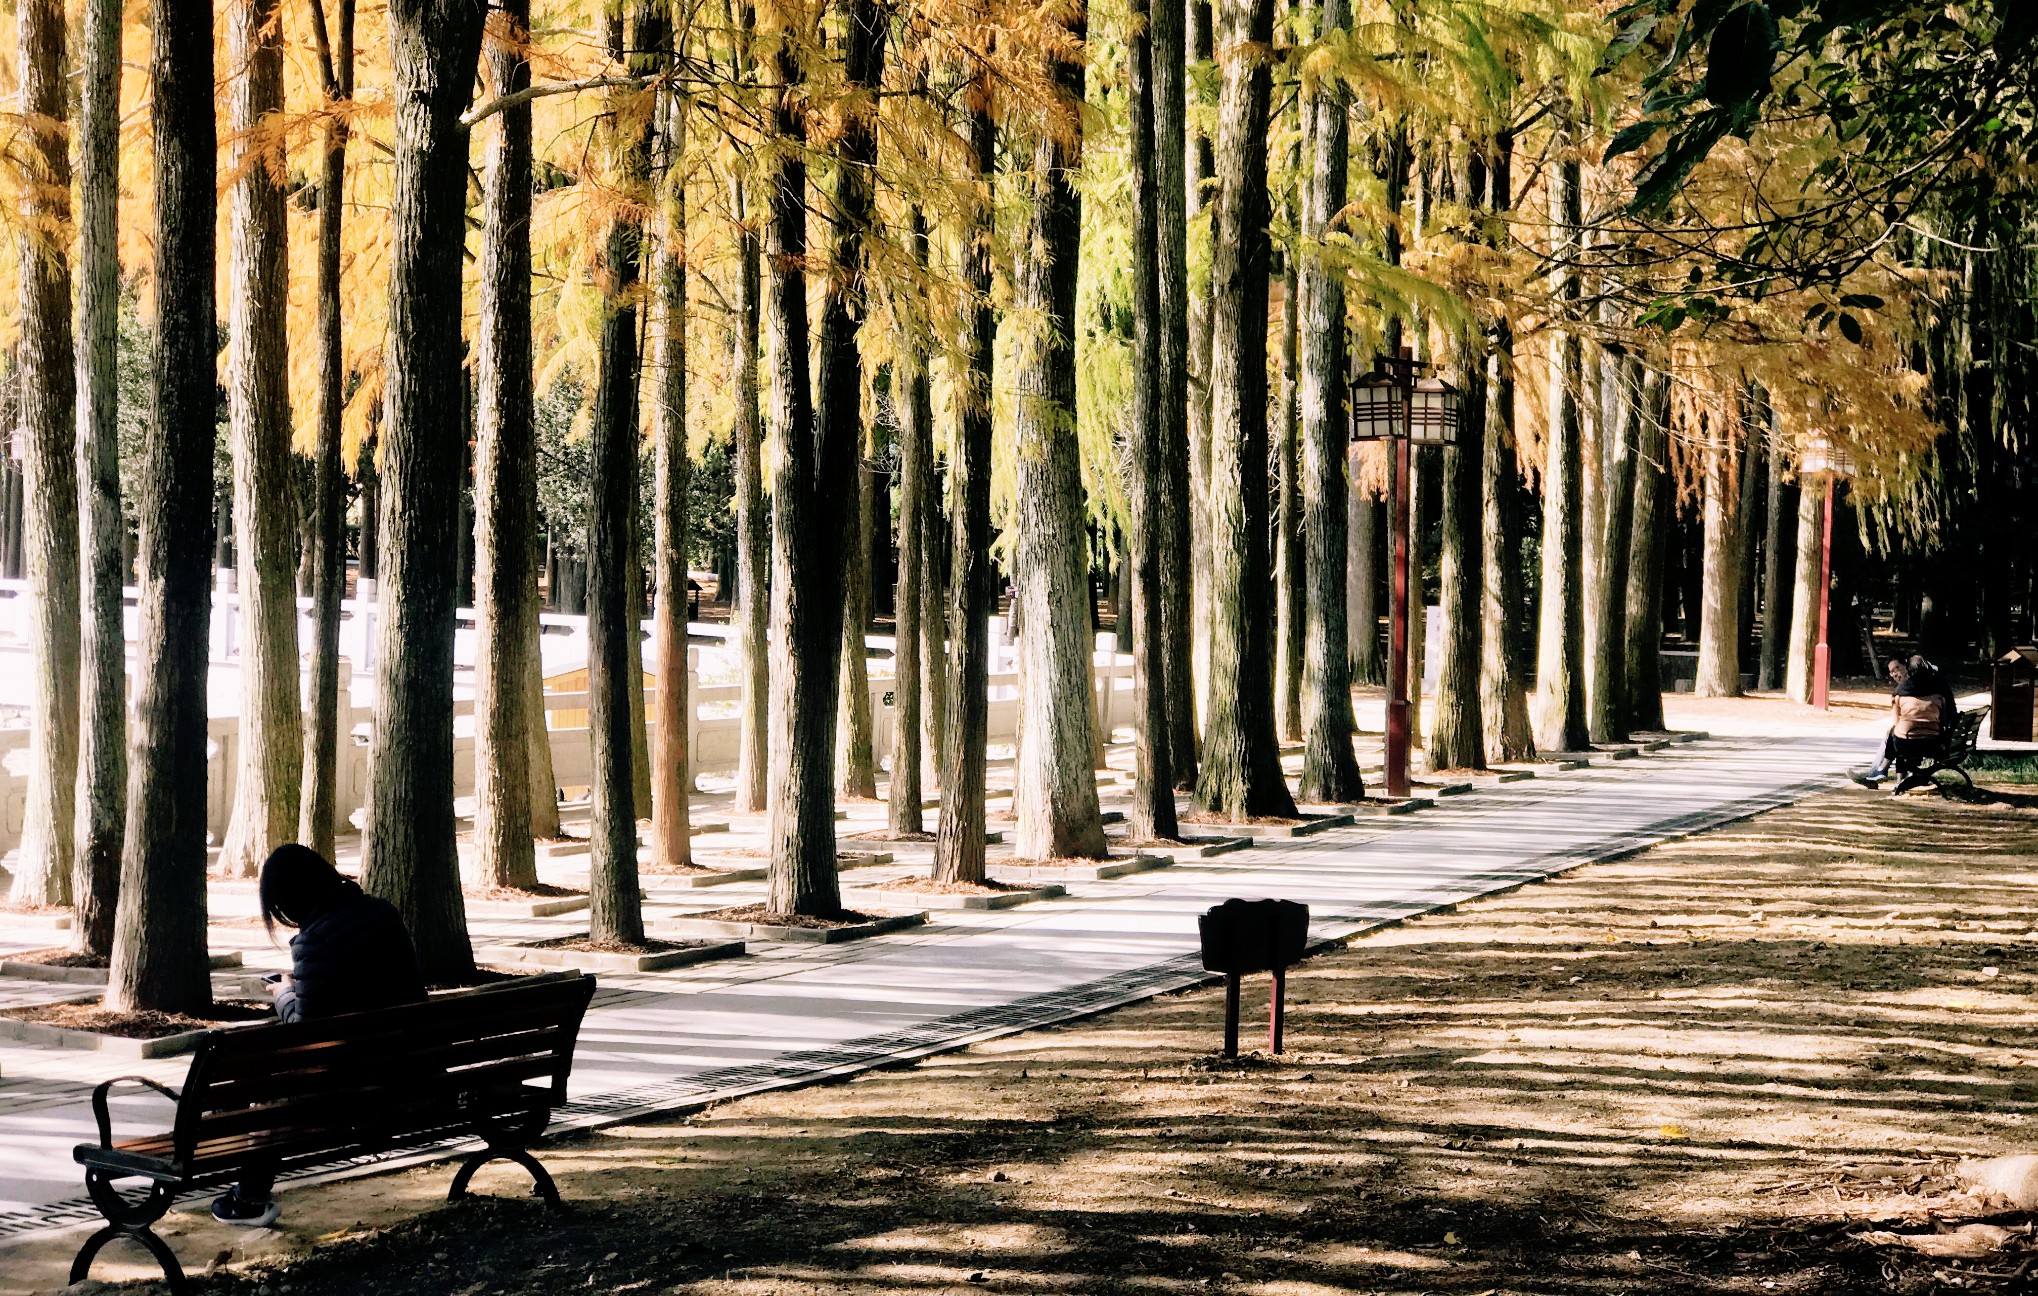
[212, 844, 427, 1227]
[1855, 657, 1946, 788]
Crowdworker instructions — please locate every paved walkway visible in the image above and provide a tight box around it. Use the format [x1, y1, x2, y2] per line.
[0, 723, 1871, 1251]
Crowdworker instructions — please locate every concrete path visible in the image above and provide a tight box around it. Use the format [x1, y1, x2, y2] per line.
[0, 724, 1869, 1252]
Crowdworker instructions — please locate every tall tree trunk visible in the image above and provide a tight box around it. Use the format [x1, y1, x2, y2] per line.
[1297, 3, 1361, 803]
[1477, 132, 1532, 761]
[473, 0, 540, 890]
[932, 96, 996, 885]
[731, 184, 769, 815]
[1154, 0, 1196, 790]
[585, 8, 664, 946]
[1195, 0, 1295, 821]
[108, 0, 215, 1012]
[362, 0, 487, 983]
[1784, 476, 1825, 705]
[1586, 353, 1641, 742]
[838, 445, 877, 798]
[650, 88, 693, 872]
[1124, 0, 1178, 842]
[1737, 395, 1765, 672]
[1693, 422, 1745, 697]
[1012, 12, 1107, 861]
[1623, 366, 1671, 730]
[1430, 153, 1486, 773]
[220, 0, 303, 880]
[1274, 201, 1303, 744]
[1185, 0, 1215, 737]
[889, 217, 929, 836]
[1349, 483, 1381, 684]
[300, 0, 354, 862]
[72, 0, 126, 954]
[765, 0, 873, 913]
[1532, 147, 1588, 754]
[11, 0, 79, 908]
[1758, 404, 1789, 691]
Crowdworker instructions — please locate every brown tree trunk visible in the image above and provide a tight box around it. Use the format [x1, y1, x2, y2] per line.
[920, 445, 947, 783]
[72, 0, 126, 954]
[108, 0, 216, 1013]
[361, 0, 487, 984]
[888, 210, 930, 836]
[731, 183, 769, 815]
[299, 0, 354, 863]
[1623, 367, 1671, 731]
[1586, 353, 1641, 742]
[1195, 0, 1295, 821]
[1693, 423, 1745, 698]
[1274, 195, 1303, 745]
[473, 0, 540, 891]
[1124, 0, 1179, 842]
[932, 97, 996, 885]
[650, 89, 693, 873]
[1011, 11, 1107, 862]
[11, 0, 79, 908]
[1784, 477, 1825, 705]
[1297, 1, 1361, 803]
[1185, 0, 1216, 739]
[1478, 135, 1532, 761]
[1154, 0, 1196, 791]
[1430, 150, 1486, 773]
[1349, 482, 1381, 684]
[1532, 147, 1588, 754]
[838, 443, 877, 799]
[220, 0, 303, 880]
[1758, 404, 1789, 691]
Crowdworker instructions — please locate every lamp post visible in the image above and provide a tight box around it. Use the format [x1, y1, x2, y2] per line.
[1801, 434, 1854, 711]
[1350, 347, 1460, 798]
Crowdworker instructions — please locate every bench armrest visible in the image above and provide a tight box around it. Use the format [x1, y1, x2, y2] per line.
[88, 1076, 182, 1149]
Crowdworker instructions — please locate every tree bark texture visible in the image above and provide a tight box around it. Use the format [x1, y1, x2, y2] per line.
[1011, 18, 1108, 861]
[889, 224, 929, 835]
[1195, 0, 1296, 821]
[1124, 0, 1179, 842]
[1274, 208, 1303, 745]
[651, 89, 693, 873]
[1431, 302, 1487, 773]
[1185, 0, 1216, 737]
[932, 98, 996, 885]
[1479, 334, 1534, 762]
[1586, 353, 1642, 742]
[72, 0, 126, 953]
[300, 0, 354, 862]
[838, 447, 877, 799]
[11, 0, 79, 908]
[1623, 367, 1671, 731]
[1349, 482, 1381, 684]
[920, 446, 947, 781]
[362, 0, 487, 983]
[1154, 0, 1197, 790]
[220, 0, 304, 880]
[1531, 151, 1588, 755]
[1297, 13, 1362, 803]
[108, 0, 215, 1012]
[1758, 405, 1789, 691]
[1784, 476, 1825, 705]
[1693, 427, 1745, 697]
[731, 188, 769, 815]
[472, 0, 540, 891]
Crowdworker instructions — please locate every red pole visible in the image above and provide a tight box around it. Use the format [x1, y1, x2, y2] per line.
[1812, 474, 1835, 710]
[1385, 431, 1411, 798]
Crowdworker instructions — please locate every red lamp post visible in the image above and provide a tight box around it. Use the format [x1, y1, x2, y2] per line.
[1801, 434, 1854, 711]
[1351, 348, 1460, 799]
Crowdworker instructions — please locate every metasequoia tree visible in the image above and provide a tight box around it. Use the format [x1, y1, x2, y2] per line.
[220, 0, 304, 879]
[839, 451, 878, 798]
[1758, 405, 1790, 690]
[1195, 0, 1296, 820]
[1693, 411, 1746, 697]
[1586, 352, 1642, 742]
[1624, 366, 1671, 731]
[472, 0, 542, 891]
[932, 92, 997, 886]
[1532, 144, 1589, 755]
[361, 0, 489, 982]
[11, 0, 79, 909]
[728, 23, 769, 815]
[1783, 474, 1827, 704]
[72, 0, 125, 954]
[1296, 0, 1363, 803]
[300, 0, 356, 861]
[1011, 3, 1108, 862]
[1274, 195, 1303, 745]
[651, 86, 695, 873]
[888, 210, 932, 837]
[108, 0, 217, 1013]
[1349, 483, 1381, 684]
[1123, 0, 1179, 841]
[1478, 135, 1533, 762]
[1184, 0, 1215, 733]
[1154, 0, 1197, 789]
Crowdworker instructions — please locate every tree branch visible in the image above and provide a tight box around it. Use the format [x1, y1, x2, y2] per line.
[461, 74, 655, 131]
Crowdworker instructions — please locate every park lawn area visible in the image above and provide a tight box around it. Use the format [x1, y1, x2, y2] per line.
[33, 776, 2038, 1296]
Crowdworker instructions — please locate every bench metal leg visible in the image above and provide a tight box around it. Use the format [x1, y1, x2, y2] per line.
[448, 1113, 563, 1210]
[72, 1171, 186, 1294]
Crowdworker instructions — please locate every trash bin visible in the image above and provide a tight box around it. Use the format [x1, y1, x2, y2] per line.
[1993, 647, 2038, 742]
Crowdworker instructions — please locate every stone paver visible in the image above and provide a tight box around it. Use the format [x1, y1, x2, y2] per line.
[0, 726, 1868, 1250]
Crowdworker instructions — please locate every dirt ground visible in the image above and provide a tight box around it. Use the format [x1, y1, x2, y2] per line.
[27, 772, 2038, 1295]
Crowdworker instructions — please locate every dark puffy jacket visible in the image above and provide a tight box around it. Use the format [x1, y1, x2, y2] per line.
[275, 884, 428, 1024]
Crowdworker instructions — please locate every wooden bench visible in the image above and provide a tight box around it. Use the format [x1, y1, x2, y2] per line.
[70, 970, 597, 1293]
[1892, 706, 1991, 795]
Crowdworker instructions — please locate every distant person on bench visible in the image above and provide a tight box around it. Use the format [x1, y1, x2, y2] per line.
[1854, 657, 1946, 788]
[212, 845, 427, 1228]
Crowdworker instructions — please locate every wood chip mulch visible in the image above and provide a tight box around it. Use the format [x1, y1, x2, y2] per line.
[0, 998, 273, 1038]
[462, 884, 587, 902]
[684, 904, 885, 929]
[864, 877, 1031, 895]
[517, 936, 713, 955]
[1, 947, 109, 969]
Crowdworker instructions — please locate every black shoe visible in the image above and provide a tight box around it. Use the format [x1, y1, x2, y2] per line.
[1852, 768, 1887, 788]
[211, 1189, 280, 1227]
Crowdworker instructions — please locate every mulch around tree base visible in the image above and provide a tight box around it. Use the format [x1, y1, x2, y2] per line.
[637, 861, 732, 876]
[461, 884, 586, 902]
[865, 876, 1033, 896]
[1179, 811, 1309, 826]
[842, 829, 936, 842]
[1, 947, 108, 969]
[683, 903, 886, 929]
[517, 935, 713, 955]
[0, 998, 272, 1039]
